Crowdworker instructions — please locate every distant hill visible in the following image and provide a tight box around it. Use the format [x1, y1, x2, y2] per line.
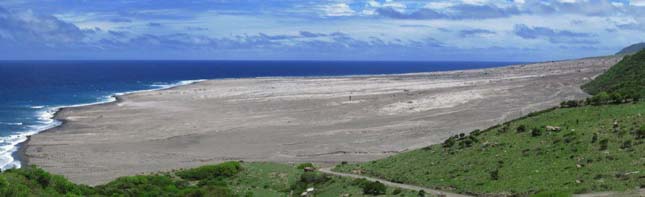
[583, 49, 645, 98]
[616, 43, 645, 55]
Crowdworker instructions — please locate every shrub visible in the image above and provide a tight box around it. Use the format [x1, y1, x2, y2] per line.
[96, 175, 192, 196]
[620, 140, 632, 149]
[531, 128, 542, 137]
[176, 161, 241, 180]
[392, 188, 402, 195]
[517, 125, 527, 133]
[490, 169, 500, 180]
[591, 92, 611, 105]
[351, 178, 371, 188]
[418, 190, 426, 197]
[362, 181, 386, 195]
[296, 163, 315, 169]
[636, 126, 645, 139]
[443, 136, 457, 148]
[299, 172, 329, 185]
[599, 139, 609, 151]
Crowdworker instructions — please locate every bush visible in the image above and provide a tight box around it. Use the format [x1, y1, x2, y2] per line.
[362, 181, 386, 195]
[392, 188, 402, 195]
[299, 172, 329, 185]
[636, 126, 645, 139]
[599, 139, 609, 151]
[517, 125, 527, 133]
[296, 163, 315, 169]
[531, 128, 542, 137]
[620, 140, 632, 149]
[490, 169, 500, 180]
[352, 178, 371, 188]
[176, 161, 241, 180]
[591, 92, 611, 105]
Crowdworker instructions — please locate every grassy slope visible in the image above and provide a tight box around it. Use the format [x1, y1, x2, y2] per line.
[582, 50, 645, 98]
[0, 162, 421, 196]
[335, 102, 645, 195]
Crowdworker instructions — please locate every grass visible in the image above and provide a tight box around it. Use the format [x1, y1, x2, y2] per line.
[0, 162, 423, 196]
[334, 102, 645, 195]
[228, 162, 422, 196]
[582, 49, 645, 98]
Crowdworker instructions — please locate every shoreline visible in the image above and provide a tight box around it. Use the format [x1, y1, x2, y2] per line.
[10, 80, 206, 170]
[22, 56, 622, 185]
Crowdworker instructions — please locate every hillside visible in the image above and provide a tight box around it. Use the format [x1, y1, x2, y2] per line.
[582, 49, 645, 99]
[616, 43, 645, 55]
[0, 162, 421, 196]
[335, 102, 645, 195]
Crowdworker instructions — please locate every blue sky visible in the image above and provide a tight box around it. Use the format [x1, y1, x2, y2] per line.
[0, 0, 644, 61]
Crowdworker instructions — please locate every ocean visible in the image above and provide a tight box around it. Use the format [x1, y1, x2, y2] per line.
[0, 60, 523, 170]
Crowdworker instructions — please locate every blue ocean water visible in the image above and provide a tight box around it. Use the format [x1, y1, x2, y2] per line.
[0, 60, 523, 169]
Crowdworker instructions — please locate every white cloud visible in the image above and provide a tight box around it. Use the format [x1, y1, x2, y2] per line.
[322, 3, 355, 16]
[424, 2, 456, 9]
[631, 0, 645, 6]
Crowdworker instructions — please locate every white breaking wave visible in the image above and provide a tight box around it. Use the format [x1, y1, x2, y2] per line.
[0, 79, 206, 170]
[0, 122, 23, 126]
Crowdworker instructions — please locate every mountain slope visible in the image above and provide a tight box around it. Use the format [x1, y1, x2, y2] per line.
[616, 43, 645, 55]
[582, 49, 645, 98]
[335, 102, 645, 195]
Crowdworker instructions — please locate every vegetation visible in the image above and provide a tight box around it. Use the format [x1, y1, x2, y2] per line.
[335, 102, 645, 195]
[0, 162, 420, 196]
[582, 49, 645, 99]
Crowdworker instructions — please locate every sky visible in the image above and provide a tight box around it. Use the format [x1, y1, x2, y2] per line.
[0, 0, 644, 61]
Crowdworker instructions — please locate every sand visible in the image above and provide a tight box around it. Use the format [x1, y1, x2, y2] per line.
[24, 57, 621, 185]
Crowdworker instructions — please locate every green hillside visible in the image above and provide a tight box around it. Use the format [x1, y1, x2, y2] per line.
[616, 43, 645, 55]
[0, 162, 420, 196]
[335, 102, 645, 195]
[582, 50, 645, 98]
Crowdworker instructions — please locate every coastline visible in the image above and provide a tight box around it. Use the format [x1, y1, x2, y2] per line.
[10, 80, 206, 170]
[22, 56, 623, 185]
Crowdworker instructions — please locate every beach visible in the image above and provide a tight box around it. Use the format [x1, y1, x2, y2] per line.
[23, 57, 621, 185]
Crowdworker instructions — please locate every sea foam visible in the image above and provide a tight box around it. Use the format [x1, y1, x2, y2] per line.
[0, 79, 205, 170]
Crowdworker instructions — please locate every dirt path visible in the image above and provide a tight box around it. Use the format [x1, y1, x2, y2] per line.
[320, 167, 645, 197]
[319, 167, 472, 197]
